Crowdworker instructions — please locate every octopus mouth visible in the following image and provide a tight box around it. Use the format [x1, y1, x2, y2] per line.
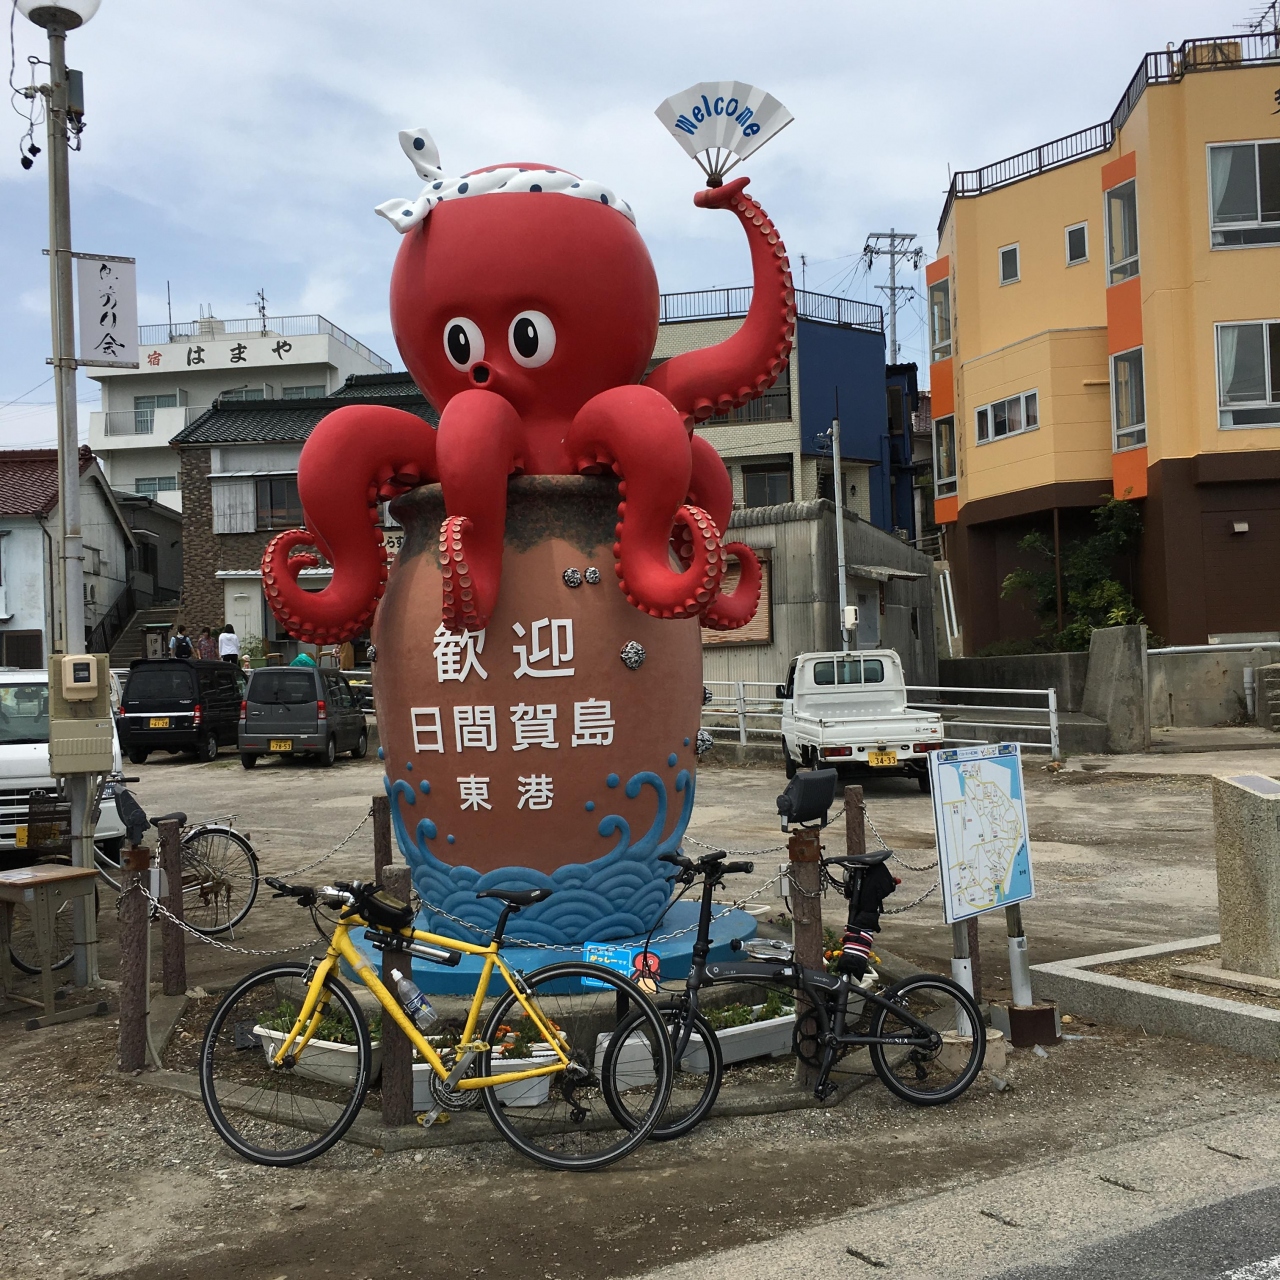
[471, 364, 491, 385]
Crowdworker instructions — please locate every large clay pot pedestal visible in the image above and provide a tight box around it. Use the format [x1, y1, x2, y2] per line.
[366, 476, 755, 992]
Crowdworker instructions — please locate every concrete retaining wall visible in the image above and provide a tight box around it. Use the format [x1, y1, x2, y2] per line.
[1148, 647, 1280, 729]
[938, 652, 1088, 712]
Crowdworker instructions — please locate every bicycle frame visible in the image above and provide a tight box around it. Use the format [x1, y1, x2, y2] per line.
[273, 913, 574, 1093]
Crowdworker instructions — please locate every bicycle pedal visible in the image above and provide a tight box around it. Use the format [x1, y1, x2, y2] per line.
[415, 1109, 450, 1127]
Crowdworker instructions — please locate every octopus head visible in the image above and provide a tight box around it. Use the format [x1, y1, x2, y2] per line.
[387, 161, 659, 421]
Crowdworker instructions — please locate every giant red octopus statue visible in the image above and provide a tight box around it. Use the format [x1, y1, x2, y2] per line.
[262, 133, 796, 643]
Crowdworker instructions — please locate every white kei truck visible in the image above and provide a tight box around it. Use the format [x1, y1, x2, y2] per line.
[777, 650, 945, 793]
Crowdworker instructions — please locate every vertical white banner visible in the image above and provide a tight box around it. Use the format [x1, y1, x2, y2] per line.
[75, 256, 138, 367]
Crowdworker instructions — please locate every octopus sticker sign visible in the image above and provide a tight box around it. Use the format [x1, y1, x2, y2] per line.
[262, 107, 797, 947]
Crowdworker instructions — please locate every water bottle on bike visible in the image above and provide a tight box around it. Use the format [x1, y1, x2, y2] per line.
[391, 968, 438, 1030]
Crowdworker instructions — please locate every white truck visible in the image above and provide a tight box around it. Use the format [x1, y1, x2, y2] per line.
[777, 650, 945, 792]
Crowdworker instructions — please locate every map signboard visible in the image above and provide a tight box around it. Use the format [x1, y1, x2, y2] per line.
[928, 742, 1034, 924]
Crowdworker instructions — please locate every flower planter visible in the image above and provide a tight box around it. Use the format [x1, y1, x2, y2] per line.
[596, 1010, 796, 1091]
[254, 1026, 382, 1087]
[411, 1048, 558, 1110]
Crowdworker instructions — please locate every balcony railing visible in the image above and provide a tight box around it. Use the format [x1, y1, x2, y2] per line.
[940, 33, 1280, 234]
[660, 287, 883, 334]
[96, 406, 210, 437]
[136, 314, 392, 373]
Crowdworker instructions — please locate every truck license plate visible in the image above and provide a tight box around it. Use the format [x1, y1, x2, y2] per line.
[14, 824, 26, 848]
[270, 739, 293, 752]
[149, 717, 169, 729]
[868, 750, 897, 767]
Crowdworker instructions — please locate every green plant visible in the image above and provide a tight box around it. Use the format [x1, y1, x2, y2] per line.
[241, 634, 267, 661]
[704, 994, 796, 1030]
[258, 999, 380, 1045]
[1000, 497, 1144, 650]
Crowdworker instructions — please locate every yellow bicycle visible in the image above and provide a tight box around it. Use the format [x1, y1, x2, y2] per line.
[199, 877, 674, 1171]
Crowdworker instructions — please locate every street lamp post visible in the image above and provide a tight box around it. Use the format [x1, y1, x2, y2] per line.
[820, 392, 854, 652]
[18, 0, 101, 985]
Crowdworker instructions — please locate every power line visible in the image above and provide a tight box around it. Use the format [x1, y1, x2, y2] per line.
[862, 230, 923, 363]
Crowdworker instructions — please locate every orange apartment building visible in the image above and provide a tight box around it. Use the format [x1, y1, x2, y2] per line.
[929, 35, 1280, 649]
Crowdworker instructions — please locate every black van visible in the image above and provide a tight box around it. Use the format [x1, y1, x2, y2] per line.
[239, 666, 368, 768]
[118, 659, 247, 764]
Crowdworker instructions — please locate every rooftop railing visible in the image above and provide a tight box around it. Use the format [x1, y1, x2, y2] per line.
[660, 286, 883, 334]
[939, 33, 1280, 234]
[136, 314, 392, 373]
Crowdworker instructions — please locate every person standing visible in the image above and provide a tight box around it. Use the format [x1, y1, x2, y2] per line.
[169, 625, 193, 659]
[218, 623, 240, 664]
[196, 626, 217, 661]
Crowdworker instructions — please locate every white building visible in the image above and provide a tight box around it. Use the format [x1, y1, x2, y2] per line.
[87, 313, 393, 512]
[0, 446, 136, 663]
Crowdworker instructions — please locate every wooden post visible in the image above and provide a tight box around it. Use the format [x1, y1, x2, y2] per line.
[157, 819, 186, 998]
[372, 794, 392, 884]
[117, 845, 150, 1072]
[381, 863, 416, 1127]
[844, 784, 865, 860]
[789, 828, 823, 1091]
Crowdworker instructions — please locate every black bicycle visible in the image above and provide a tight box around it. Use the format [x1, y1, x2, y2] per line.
[602, 777, 985, 1140]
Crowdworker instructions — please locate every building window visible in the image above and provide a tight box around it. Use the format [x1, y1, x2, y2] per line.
[928, 278, 952, 361]
[1209, 142, 1280, 248]
[0, 631, 44, 668]
[933, 416, 957, 496]
[1106, 179, 1140, 283]
[219, 387, 266, 402]
[1065, 222, 1089, 266]
[133, 393, 176, 434]
[975, 391, 1038, 444]
[256, 476, 304, 529]
[1112, 348, 1147, 450]
[1217, 321, 1280, 428]
[999, 244, 1020, 285]
[282, 384, 327, 399]
[742, 465, 792, 508]
[134, 476, 177, 496]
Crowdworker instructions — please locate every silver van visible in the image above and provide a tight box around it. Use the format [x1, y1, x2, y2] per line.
[238, 667, 368, 769]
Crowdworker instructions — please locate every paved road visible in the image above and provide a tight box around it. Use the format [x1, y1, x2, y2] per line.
[631, 1097, 1280, 1280]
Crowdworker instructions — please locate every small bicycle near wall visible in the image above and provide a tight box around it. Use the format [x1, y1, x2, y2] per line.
[603, 771, 986, 1140]
[199, 878, 674, 1171]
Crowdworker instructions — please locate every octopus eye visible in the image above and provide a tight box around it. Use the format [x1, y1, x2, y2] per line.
[508, 311, 556, 368]
[443, 317, 484, 371]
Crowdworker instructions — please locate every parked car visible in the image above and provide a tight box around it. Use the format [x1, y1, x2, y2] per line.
[778, 649, 945, 792]
[239, 666, 368, 768]
[117, 658, 247, 765]
[0, 668, 127, 861]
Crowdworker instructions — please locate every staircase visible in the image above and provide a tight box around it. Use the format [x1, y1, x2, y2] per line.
[109, 606, 180, 666]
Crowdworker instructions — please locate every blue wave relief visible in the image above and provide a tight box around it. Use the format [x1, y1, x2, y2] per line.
[384, 768, 694, 945]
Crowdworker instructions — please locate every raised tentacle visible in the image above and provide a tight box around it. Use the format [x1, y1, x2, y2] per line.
[567, 384, 724, 619]
[261, 404, 438, 645]
[642, 176, 795, 426]
[686, 434, 762, 630]
[435, 389, 525, 633]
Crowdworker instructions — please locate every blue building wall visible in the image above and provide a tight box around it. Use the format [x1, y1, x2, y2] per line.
[885, 362, 920, 540]
[795, 318, 891, 530]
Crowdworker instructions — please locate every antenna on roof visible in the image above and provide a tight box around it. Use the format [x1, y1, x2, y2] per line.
[655, 82, 793, 187]
[1239, 1, 1279, 35]
[252, 288, 269, 337]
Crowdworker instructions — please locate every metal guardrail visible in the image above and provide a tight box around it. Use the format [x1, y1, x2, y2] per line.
[939, 34, 1280, 234]
[660, 287, 883, 334]
[699, 679, 1061, 761]
[98, 406, 210, 437]
[136, 314, 392, 373]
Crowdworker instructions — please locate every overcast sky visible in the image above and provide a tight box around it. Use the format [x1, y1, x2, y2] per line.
[0, 0, 1246, 447]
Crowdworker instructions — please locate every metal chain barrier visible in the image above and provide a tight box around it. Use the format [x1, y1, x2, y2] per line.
[269, 807, 373, 879]
[130, 884, 324, 956]
[882, 881, 942, 914]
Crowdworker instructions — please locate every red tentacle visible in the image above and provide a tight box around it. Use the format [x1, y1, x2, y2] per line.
[261, 404, 438, 645]
[567, 384, 724, 619]
[700, 544, 762, 631]
[642, 176, 795, 427]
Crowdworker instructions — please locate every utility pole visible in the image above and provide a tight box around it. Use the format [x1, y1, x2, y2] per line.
[863, 230, 923, 364]
[820, 392, 852, 651]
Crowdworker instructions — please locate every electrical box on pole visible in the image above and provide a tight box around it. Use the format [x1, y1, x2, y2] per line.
[48, 653, 114, 774]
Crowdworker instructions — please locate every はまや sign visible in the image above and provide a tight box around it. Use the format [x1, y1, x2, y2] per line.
[75, 254, 138, 368]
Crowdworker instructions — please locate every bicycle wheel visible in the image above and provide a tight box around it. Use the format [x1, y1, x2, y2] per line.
[8, 884, 98, 974]
[94, 840, 122, 893]
[180, 826, 259, 935]
[868, 974, 986, 1107]
[480, 962, 673, 1172]
[200, 962, 371, 1166]
[602, 1001, 722, 1141]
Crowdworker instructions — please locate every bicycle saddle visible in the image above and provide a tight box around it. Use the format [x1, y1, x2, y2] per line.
[150, 811, 187, 828]
[847, 850, 892, 868]
[475, 887, 553, 908]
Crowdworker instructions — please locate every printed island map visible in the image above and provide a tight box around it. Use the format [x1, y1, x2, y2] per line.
[928, 742, 1035, 924]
